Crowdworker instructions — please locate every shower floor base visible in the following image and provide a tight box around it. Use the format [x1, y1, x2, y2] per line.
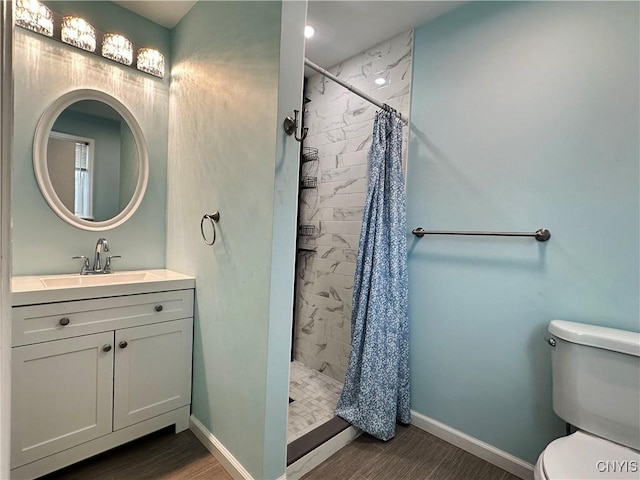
[287, 415, 351, 466]
[287, 361, 343, 444]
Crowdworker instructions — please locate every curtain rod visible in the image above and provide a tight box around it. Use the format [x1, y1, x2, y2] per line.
[304, 58, 409, 125]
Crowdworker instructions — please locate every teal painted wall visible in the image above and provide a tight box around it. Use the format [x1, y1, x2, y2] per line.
[12, 1, 170, 275]
[408, 1, 639, 464]
[119, 118, 138, 211]
[167, 1, 303, 478]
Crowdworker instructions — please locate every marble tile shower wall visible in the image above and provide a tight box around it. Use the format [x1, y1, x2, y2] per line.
[294, 30, 413, 383]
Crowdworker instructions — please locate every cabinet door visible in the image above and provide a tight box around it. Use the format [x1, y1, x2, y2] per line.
[113, 318, 193, 430]
[11, 332, 114, 468]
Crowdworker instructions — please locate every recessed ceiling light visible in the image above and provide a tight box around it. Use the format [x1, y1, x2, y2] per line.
[304, 25, 315, 39]
[374, 77, 386, 85]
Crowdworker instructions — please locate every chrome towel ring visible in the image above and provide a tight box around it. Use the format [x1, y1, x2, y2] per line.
[201, 211, 220, 246]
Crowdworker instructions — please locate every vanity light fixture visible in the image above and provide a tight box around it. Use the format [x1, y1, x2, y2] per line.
[136, 48, 165, 78]
[15, 3, 165, 79]
[15, 0, 53, 37]
[61, 16, 96, 53]
[102, 33, 133, 66]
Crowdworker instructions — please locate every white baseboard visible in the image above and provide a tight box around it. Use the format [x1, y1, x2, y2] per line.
[191, 411, 532, 480]
[410, 410, 534, 480]
[189, 415, 254, 480]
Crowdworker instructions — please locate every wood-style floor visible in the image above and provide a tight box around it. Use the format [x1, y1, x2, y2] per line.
[302, 424, 520, 480]
[41, 425, 520, 480]
[40, 427, 232, 480]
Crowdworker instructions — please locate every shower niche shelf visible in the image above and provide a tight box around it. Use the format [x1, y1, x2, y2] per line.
[298, 225, 316, 237]
[301, 147, 318, 163]
[300, 176, 317, 189]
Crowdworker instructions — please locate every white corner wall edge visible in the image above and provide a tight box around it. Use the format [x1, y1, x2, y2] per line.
[189, 415, 255, 480]
[411, 410, 534, 480]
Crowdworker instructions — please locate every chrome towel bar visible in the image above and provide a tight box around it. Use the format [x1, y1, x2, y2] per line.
[412, 227, 551, 242]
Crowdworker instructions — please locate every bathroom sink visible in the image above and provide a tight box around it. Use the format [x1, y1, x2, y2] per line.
[40, 271, 161, 288]
[12, 269, 195, 306]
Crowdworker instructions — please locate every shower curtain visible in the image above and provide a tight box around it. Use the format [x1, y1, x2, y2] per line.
[335, 110, 410, 441]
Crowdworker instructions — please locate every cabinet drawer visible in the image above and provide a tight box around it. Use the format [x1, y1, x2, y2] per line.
[12, 289, 194, 346]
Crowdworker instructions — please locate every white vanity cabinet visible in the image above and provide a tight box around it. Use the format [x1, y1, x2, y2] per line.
[113, 318, 193, 430]
[10, 276, 195, 480]
[12, 332, 115, 468]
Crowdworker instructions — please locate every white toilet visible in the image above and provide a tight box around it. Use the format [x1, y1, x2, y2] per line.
[534, 320, 640, 480]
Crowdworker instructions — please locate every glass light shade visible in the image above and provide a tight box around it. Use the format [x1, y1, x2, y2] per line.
[101, 33, 133, 66]
[15, 0, 53, 37]
[304, 25, 315, 39]
[61, 16, 96, 52]
[137, 48, 165, 78]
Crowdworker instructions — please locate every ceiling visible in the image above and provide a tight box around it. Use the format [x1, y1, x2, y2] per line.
[113, 0, 464, 69]
[305, 1, 463, 69]
[112, 1, 197, 29]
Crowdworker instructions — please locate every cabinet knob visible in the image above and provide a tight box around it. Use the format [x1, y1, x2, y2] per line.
[103, 344, 112, 352]
[59, 317, 70, 326]
[119, 341, 128, 349]
[154, 305, 163, 312]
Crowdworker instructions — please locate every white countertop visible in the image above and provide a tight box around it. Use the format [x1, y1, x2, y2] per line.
[11, 269, 195, 306]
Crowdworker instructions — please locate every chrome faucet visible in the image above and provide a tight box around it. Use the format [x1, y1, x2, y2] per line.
[93, 238, 109, 272]
[72, 238, 121, 275]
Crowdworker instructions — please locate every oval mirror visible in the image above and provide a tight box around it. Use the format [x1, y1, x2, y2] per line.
[33, 89, 149, 231]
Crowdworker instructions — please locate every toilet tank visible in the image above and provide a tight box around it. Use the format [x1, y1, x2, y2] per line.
[548, 320, 640, 451]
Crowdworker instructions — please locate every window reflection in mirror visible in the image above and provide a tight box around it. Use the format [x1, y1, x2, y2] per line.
[47, 132, 94, 219]
[46, 100, 139, 222]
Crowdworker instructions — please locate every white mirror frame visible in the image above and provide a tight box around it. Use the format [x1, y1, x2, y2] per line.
[33, 89, 149, 231]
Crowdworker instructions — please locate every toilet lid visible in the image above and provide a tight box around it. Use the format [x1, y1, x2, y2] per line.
[543, 431, 640, 479]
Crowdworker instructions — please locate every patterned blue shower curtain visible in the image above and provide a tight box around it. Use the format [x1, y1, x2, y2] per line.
[335, 110, 410, 441]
